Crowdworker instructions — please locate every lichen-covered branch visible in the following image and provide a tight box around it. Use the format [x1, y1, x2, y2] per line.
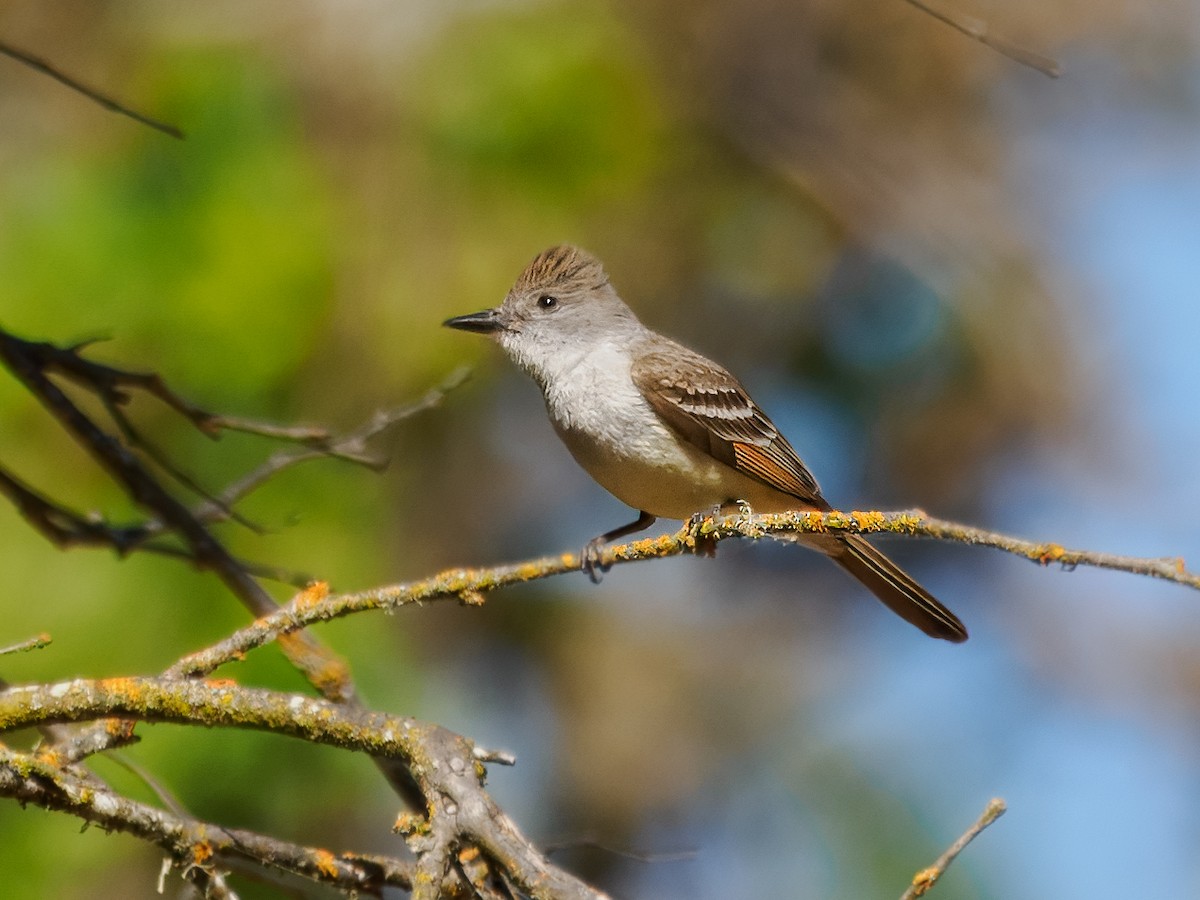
[697, 510, 1198, 590]
[0, 745, 412, 894]
[0, 677, 606, 900]
[175, 508, 1199, 678]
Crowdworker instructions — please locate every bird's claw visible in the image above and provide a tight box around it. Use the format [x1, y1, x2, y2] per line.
[687, 507, 721, 558]
[582, 539, 611, 584]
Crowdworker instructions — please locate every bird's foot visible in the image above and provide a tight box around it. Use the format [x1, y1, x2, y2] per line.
[581, 537, 611, 584]
[686, 508, 720, 558]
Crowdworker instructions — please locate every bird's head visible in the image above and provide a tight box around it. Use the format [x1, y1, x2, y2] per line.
[444, 245, 640, 376]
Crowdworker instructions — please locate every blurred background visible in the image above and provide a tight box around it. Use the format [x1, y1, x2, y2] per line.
[1, 1, 1198, 897]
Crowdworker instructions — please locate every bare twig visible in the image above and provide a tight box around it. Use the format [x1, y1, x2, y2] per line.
[0, 332, 468, 542]
[0, 462, 152, 553]
[0, 466, 310, 581]
[0, 632, 52, 657]
[475, 746, 518, 766]
[0, 332, 289, 618]
[184, 365, 472, 520]
[901, 797, 1007, 898]
[0, 353, 460, 587]
[0, 462, 290, 578]
[0, 40, 185, 138]
[98, 396, 261, 533]
[545, 835, 697, 864]
[903, 0, 1062, 77]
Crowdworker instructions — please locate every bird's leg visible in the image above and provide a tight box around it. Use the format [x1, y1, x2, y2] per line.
[582, 510, 657, 584]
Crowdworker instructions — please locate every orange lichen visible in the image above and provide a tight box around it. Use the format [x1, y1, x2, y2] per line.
[909, 866, 938, 895]
[313, 849, 339, 878]
[851, 510, 886, 532]
[458, 846, 482, 864]
[801, 510, 827, 532]
[1037, 544, 1066, 565]
[35, 747, 64, 766]
[458, 590, 486, 606]
[393, 811, 429, 836]
[192, 841, 214, 865]
[99, 677, 143, 701]
[105, 719, 136, 739]
[316, 659, 352, 690]
[295, 581, 330, 611]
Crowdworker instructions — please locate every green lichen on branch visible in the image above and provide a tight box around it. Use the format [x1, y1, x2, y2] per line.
[0, 677, 424, 759]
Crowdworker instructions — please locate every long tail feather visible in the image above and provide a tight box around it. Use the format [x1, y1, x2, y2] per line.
[829, 534, 968, 642]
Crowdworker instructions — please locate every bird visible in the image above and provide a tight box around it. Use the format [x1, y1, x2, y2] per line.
[444, 245, 967, 642]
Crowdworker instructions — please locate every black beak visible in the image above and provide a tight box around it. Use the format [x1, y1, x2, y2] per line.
[443, 308, 505, 334]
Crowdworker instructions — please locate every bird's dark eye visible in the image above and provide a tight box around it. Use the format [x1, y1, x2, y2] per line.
[537, 294, 558, 310]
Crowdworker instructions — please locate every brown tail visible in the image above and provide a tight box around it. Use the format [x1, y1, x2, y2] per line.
[828, 534, 968, 642]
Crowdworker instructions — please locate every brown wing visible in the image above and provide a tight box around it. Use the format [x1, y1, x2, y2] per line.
[631, 341, 827, 505]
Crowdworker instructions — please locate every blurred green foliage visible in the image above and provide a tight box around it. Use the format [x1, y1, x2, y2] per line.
[0, 51, 334, 396]
[415, 6, 662, 205]
[0, 43, 385, 900]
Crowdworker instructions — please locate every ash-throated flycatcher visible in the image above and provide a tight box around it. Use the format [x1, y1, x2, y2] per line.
[445, 245, 967, 642]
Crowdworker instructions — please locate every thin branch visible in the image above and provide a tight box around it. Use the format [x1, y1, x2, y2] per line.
[0, 331, 290, 619]
[0, 462, 294, 579]
[0, 746, 410, 894]
[0, 40, 185, 138]
[903, 0, 1062, 77]
[0, 331, 468, 541]
[174, 509, 1200, 679]
[183, 365, 472, 519]
[901, 797, 1007, 898]
[0, 329, 419, 803]
[0, 632, 52, 657]
[545, 835, 697, 864]
[0, 461, 151, 553]
[0, 676, 421, 756]
[0, 465, 310, 580]
[98, 395, 261, 534]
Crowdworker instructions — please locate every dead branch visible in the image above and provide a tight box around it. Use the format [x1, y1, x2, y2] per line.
[902, 0, 1062, 77]
[901, 797, 1007, 898]
[0, 329, 470, 808]
[0, 678, 606, 900]
[0, 39, 185, 138]
[0, 745, 411, 895]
